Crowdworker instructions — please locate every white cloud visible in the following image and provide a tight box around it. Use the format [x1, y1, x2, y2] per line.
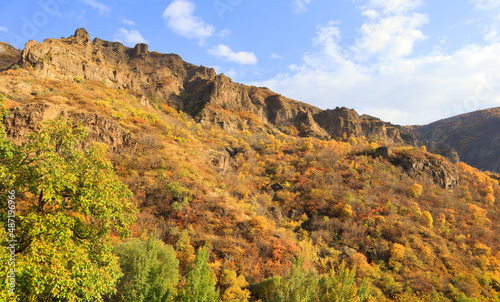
[293, 0, 312, 14]
[162, 0, 215, 45]
[78, 0, 110, 16]
[353, 0, 428, 60]
[122, 19, 136, 26]
[254, 18, 500, 126]
[0, 26, 7, 32]
[355, 14, 428, 59]
[271, 53, 283, 59]
[367, 0, 424, 15]
[470, 0, 500, 10]
[208, 44, 258, 65]
[114, 29, 149, 46]
[218, 29, 231, 38]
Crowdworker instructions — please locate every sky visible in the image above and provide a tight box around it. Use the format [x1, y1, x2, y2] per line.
[1, 0, 500, 125]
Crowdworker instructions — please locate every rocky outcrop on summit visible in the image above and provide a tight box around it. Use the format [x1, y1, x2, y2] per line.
[15, 28, 417, 144]
[21, 28, 217, 107]
[3, 103, 133, 150]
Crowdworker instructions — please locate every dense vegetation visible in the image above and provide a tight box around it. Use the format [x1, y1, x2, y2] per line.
[1, 69, 500, 301]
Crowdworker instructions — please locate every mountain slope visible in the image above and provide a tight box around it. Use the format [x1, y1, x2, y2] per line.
[412, 107, 500, 173]
[1, 29, 500, 301]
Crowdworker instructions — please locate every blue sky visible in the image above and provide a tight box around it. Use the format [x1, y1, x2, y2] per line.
[1, 0, 500, 125]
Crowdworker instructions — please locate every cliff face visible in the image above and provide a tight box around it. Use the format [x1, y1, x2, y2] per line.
[313, 107, 408, 145]
[21, 28, 216, 106]
[14, 28, 419, 145]
[4, 103, 134, 151]
[392, 153, 460, 189]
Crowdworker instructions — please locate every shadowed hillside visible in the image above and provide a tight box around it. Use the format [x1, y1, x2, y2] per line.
[412, 107, 500, 173]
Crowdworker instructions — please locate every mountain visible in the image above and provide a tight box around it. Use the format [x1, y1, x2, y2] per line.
[411, 108, 500, 173]
[17, 28, 419, 145]
[1, 29, 500, 302]
[0, 41, 21, 70]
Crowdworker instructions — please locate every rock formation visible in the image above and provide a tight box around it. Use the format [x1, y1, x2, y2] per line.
[4, 28, 455, 152]
[3, 103, 133, 151]
[392, 153, 460, 189]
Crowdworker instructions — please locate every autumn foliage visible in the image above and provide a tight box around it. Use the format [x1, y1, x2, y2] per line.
[1, 73, 500, 302]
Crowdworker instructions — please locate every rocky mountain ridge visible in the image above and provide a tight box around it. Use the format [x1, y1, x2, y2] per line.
[16, 28, 417, 146]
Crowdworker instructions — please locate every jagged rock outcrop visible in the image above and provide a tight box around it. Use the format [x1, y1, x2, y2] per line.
[392, 154, 460, 189]
[376, 146, 394, 158]
[3, 103, 133, 150]
[207, 149, 231, 173]
[20, 28, 217, 106]
[313, 107, 406, 144]
[11, 28, 427, 146]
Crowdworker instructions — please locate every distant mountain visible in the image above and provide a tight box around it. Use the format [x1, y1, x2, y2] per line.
[0, 41, 21, 70]
[412, 107, 500, 173]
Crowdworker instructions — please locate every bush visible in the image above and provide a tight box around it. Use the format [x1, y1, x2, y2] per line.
[74, 76, 84, 83]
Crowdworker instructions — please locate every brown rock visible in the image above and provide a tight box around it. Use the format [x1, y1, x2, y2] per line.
[392, 154, 459, 189]
[74, 28, 91, 45]
[376, 146, 394, 158]
[3, 103, 133, 151]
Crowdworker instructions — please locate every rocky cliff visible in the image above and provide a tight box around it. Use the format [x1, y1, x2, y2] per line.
[12, 28, 422, 145]
[391, 152, 460, 189]
[4, 103, 134, 151]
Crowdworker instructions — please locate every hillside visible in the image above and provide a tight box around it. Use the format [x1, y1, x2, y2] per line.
[0, 42, 21, 70]
[1, 29, 500, 302]
[412, 108, 500, 173]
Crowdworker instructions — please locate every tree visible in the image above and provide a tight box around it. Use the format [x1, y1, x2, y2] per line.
[176, 230, 195, 273]
[0, 116, 136, 301]
[421, 211, 434, 229]
[273, 258, 318, 302]
[178, 245, 220, 302]
[318, 262, 371, 302]
[220, 269, 250, 302]
[407, 183, 423, 199]
[113, 234, 180, 302]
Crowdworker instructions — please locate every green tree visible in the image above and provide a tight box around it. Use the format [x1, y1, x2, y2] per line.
[178, 245, 220, 302]
[273, 258, 318, 302]
[253, 260, 373, 302]
[113, 234, 180, 302]
[0, 116, 136, 301]
[318, 262, 371, 302]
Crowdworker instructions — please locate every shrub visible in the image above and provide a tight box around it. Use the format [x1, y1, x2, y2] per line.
[408, 183, 423, 198]
[74, 76, 84, 83]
